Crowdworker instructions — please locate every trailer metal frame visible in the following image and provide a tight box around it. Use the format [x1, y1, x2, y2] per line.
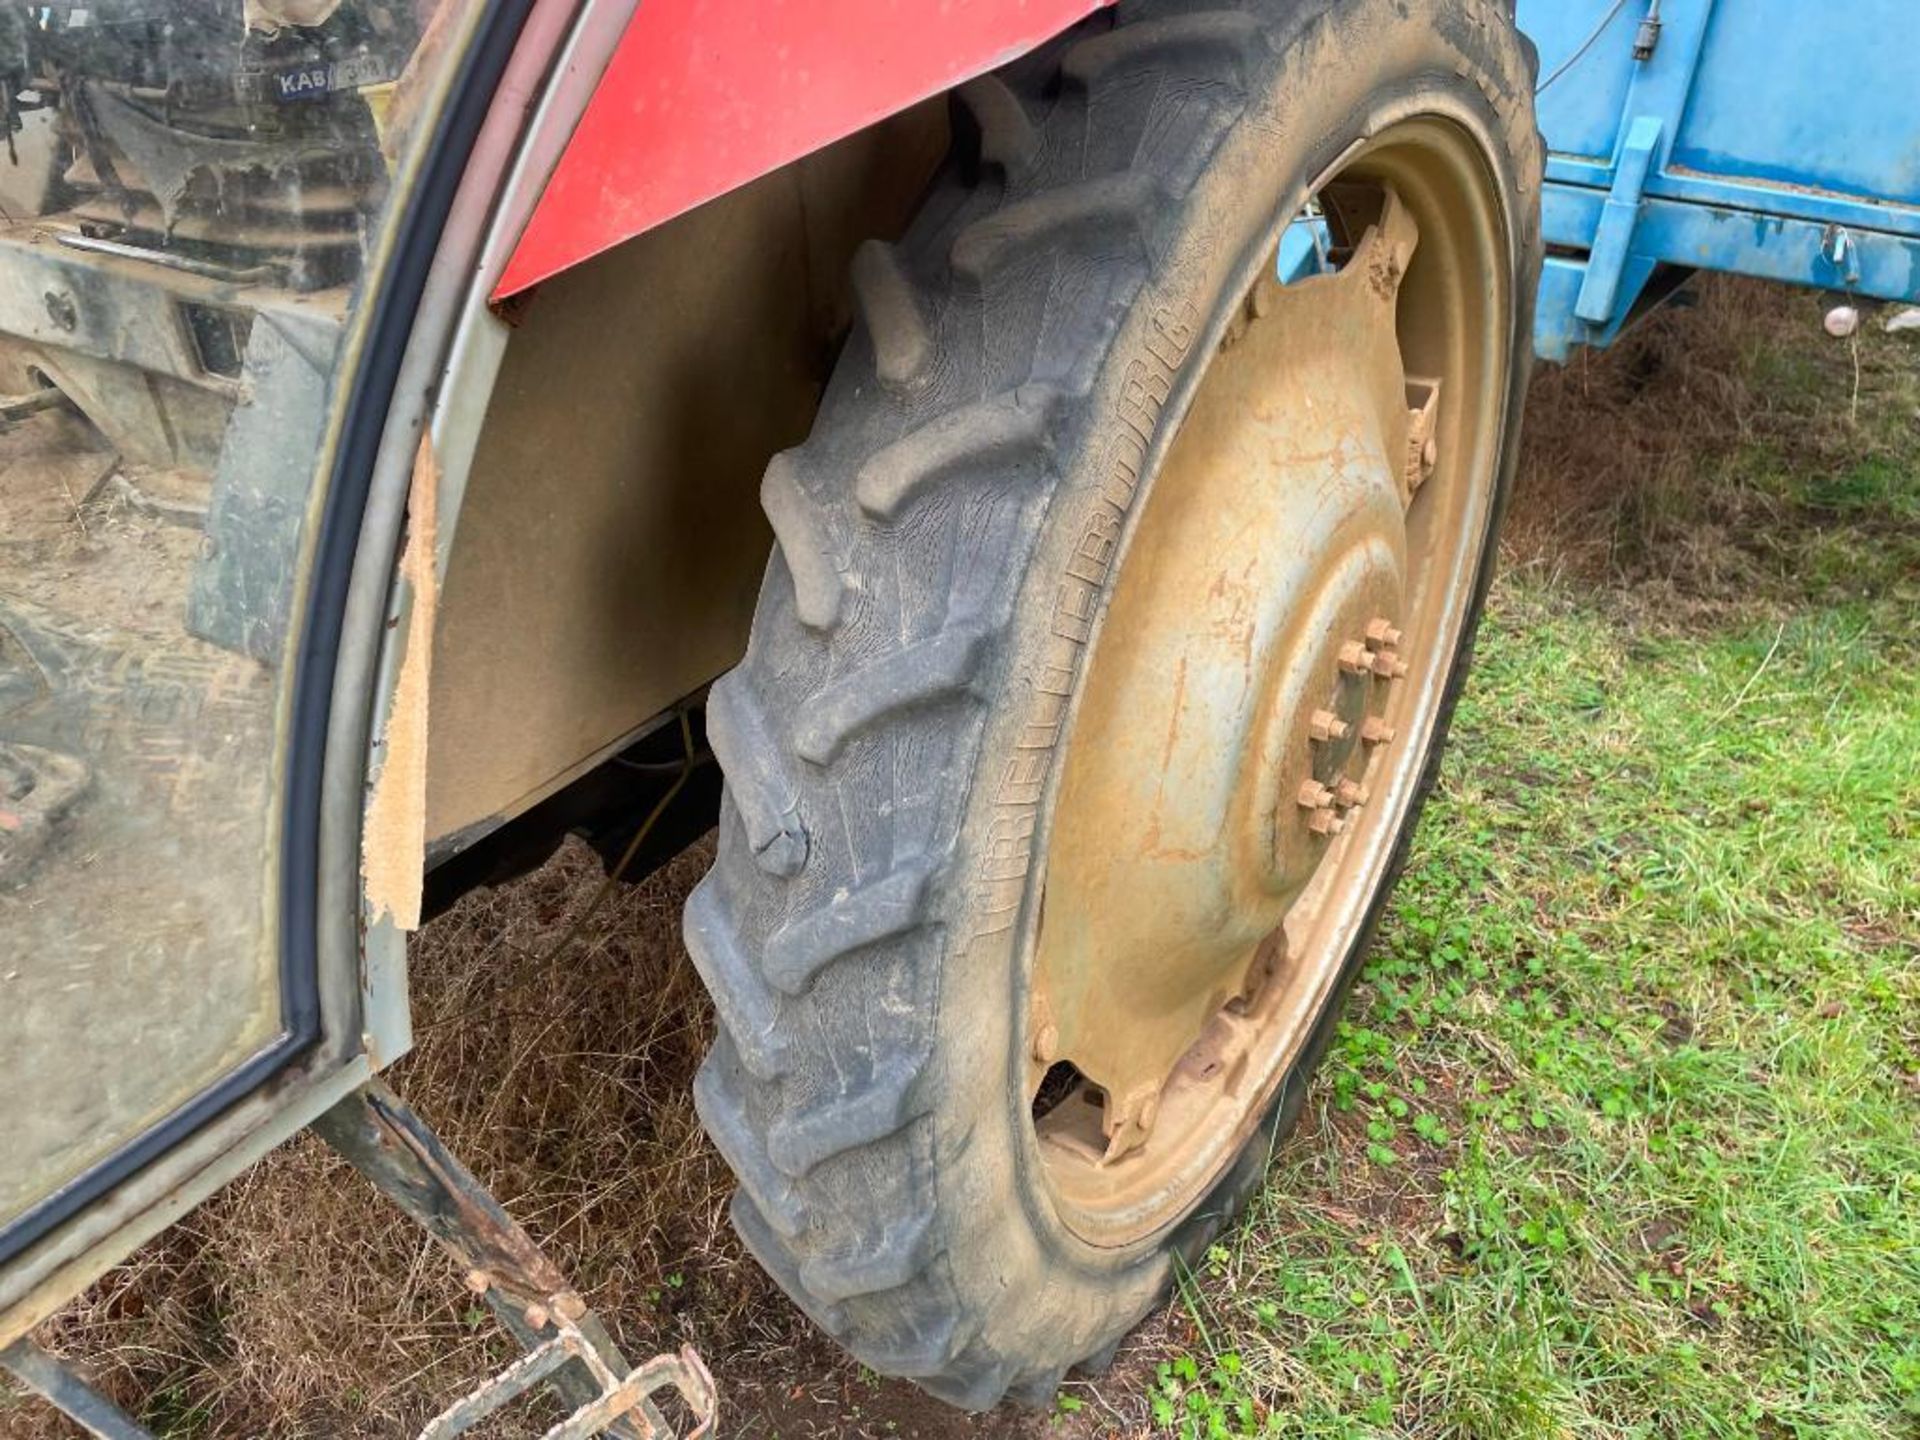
[1521, 0, 1920, 360]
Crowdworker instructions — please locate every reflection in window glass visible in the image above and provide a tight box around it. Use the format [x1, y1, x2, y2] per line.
[0, 0, 457, 1238]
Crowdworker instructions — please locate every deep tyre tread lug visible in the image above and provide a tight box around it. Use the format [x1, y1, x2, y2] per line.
[692, 1049, 807, 1238]
[850, 239, 935, 390]
[760, 452, 846, 630]
[683, 875, 793, 1080]
[925, 1358, 1014, 1413]
[1062, 11, 1261, 87]
[792, 625, 990, 766]
[949, 172, 1161, 281]
[849, 1311, 969, 1379]
[798, 1209, 937, 1305]
[764, 854, 939, 995]
[956, 74, 1038, 175]
[729, 1189, 849, 1334]
[706, 672, 809, 875]
[1074, 1334, 1125, 1377]
[855, 385, 1059, 518]
[767, 1053, 926, 1178]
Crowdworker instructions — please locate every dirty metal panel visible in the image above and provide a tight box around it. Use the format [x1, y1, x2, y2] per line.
[1519, 0, 1920, 358]
[0, 0, 508, 1281]
[1668, 0, 1920, 212]
[1526, 0, 1920, 227]
[1525, 0, 1642, 162]
[495, 0, 1112, 297]
[312, 1082, 717, 1440]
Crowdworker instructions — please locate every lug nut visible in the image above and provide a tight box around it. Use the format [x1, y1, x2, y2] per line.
[1364, 618, 1403, 650]
[1333, 778, 1370, 809]
[1370, 651, 1409, 679]
[1361, 717, 1396, 746]
[1338, 641, 1372, 675]
[1297, 780, 1333, 811]
[1309, 709, 1349, 743]
[1308, 807, 1345, 836]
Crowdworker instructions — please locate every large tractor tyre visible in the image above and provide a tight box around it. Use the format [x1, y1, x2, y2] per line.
[689, 0, 1542, 1410]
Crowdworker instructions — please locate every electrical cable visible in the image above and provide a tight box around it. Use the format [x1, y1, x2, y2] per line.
[1536, 0, 1634, 92]
[536, 709, 710, 968]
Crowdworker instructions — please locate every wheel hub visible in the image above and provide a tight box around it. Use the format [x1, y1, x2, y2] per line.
[1032, 195, 1416, 1143]
[1026, 125, 1511, 1245]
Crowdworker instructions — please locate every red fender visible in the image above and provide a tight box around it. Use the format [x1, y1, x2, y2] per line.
[497, 0, 1112, 297]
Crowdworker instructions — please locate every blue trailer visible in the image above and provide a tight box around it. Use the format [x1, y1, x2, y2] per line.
[1519, 0, 1920, 358]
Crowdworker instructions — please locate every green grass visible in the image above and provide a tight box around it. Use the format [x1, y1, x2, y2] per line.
[1133, 313, 1920, 1438]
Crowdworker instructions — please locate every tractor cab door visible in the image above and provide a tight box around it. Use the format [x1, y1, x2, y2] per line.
[0, 0, 508, 1339]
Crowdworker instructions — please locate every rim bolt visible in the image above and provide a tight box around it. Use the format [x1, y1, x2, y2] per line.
[1308, 806, 1345, 836]
[1338, 641, 1372, 675]
[1333, 778, 1370, 809]
[1370, 651, 1409, 679]
[1309, 709, 1350, 743]
[1361, 717, 1396, 747]
[1297, 780, 1334, 811]
[1364, 618, 1403, 651]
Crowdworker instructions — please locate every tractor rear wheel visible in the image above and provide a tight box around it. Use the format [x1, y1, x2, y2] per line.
[688, 0, 1541, 1409]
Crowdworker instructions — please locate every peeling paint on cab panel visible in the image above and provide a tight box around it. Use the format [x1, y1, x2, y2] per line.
[362, 436, 440, 931]
[496, 0, 1113, 297]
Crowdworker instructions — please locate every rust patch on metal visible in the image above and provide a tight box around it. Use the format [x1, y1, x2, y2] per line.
[315, 1083, 715, 1439]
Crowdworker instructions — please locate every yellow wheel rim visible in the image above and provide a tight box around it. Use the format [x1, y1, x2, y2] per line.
[1028, 118, 1515, 1246]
